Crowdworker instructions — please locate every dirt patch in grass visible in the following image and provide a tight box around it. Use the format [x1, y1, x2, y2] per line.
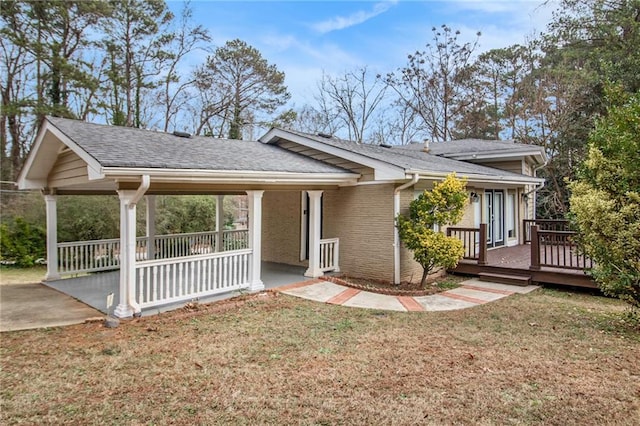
[323, 273, 465, 296]
[1, 288, 639, 425]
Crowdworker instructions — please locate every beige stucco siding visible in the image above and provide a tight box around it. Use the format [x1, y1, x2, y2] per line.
[323, 184, 395, 281]
[479, 159, 524, 175]
[458, 189, 477, 228]
[522, 161, 536, 219]
[48, 150, 89, 187]
[261, 190, 306, 266]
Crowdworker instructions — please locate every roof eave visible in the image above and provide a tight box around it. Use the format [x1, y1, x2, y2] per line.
[405, 170, 545, 186]
[102, 167, 361, 185]
[442, 150, 546, 163]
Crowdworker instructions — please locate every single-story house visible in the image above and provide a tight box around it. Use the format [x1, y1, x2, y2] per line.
[18, 116, 546, 317]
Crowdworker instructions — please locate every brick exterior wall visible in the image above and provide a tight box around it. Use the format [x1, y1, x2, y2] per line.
[323, 184, 396, 282]
[261, 190, 306, 266]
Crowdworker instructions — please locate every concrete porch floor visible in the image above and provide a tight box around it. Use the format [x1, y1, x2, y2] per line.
[44, 262, 307, 317]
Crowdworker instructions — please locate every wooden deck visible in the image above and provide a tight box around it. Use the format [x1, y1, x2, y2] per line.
[451, 244, 597, 289]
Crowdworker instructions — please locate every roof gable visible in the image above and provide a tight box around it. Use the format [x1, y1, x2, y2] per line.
[260, 128, 405, 180]
[260, 128, 544, 185]
[18, 119, 104, 189]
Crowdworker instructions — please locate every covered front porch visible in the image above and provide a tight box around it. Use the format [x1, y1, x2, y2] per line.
[43, 190, 342, 318]
[18, 118, 359, 319]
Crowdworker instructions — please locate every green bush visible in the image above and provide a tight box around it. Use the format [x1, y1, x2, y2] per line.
[57, 195, 121, 241]
[157, 196, 225, 234]
[0, 217, 46, 267]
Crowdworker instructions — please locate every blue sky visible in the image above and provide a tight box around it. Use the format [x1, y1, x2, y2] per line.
[169, 1, 558, 106]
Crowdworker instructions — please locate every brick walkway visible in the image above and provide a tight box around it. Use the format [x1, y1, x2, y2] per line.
[273, 278, 538, 312]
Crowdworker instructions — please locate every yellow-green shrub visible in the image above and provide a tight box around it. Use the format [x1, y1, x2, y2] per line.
[397, 174, 467, 287]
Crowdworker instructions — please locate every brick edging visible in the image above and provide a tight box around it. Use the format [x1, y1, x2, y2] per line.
[320, 276, 436, 297]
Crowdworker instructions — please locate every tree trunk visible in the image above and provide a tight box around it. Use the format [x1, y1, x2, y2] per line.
[420, 268, 429, 288]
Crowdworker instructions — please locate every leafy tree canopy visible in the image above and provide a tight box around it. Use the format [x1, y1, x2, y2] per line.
[569, 85, 640, 308]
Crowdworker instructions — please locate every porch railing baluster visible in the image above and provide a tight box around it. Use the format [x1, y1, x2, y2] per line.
[319, 238, 340, 272]
[132, 249, 253, 309]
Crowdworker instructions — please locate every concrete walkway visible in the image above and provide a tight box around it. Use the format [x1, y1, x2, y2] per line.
[0, 284, 103, 332]
[274, 278, 539, 311]
[1, 275, 538, 332]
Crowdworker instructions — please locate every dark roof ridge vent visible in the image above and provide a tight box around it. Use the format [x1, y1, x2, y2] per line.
[317, 132, 333, 139]
[379, 143, 392, 148]
[173, 130, 192, 138]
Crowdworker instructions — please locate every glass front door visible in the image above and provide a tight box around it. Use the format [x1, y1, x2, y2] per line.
[484, 190, 505, 248]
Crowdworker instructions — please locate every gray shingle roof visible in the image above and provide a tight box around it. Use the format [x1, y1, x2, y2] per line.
[398, 138, 543, 157]
[47, 117, 352, 174]
[275, 129, 535, 180]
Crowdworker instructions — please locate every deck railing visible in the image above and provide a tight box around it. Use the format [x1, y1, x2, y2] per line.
[446, 224, 487, 265]
[530, 226, 594, 271]
[448, 221, 592, 273]
[135, 249, 252, 309]
[523, 219, 570, 243]
[56, 229, 249, 275]
[319, 238, 340, 272]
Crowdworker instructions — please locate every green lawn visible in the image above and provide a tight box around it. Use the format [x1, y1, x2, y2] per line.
[0, 266, 46, 285]
[1, 286, 638, 424]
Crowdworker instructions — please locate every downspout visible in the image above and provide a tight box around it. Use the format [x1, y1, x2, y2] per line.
[393, 173, 420, 284]
[129, 175, 150, 209]
[127, 175, 150, 315]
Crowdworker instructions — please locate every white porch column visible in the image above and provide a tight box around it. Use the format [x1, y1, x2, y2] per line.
[146, 195, 156, 260]
[246, 190, 264, 292]
[215, 195, 224, 252]
[114, 190, 141, 318]
[43, 194, 60, 281]
[304, 190, 323, 278]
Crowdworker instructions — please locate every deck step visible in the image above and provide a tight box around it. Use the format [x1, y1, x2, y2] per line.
[478, 272, 531, 287]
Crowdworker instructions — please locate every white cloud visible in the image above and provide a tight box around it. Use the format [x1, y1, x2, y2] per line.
[311, 0, 398, 34]
[473, 2, 557, 51]
[261, 33, 298, 52]
[448, 0, 525, 14]
[257, 33, 366, 104]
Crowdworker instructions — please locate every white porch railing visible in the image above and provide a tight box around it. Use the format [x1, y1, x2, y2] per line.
[153, 231, 218, 258]
[58, 238, 121, 274]
[56, 230, 249, 275]
[135, 249, 252, 309]
[222, 229, 249, 250]
[319, 238, 340, 272]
